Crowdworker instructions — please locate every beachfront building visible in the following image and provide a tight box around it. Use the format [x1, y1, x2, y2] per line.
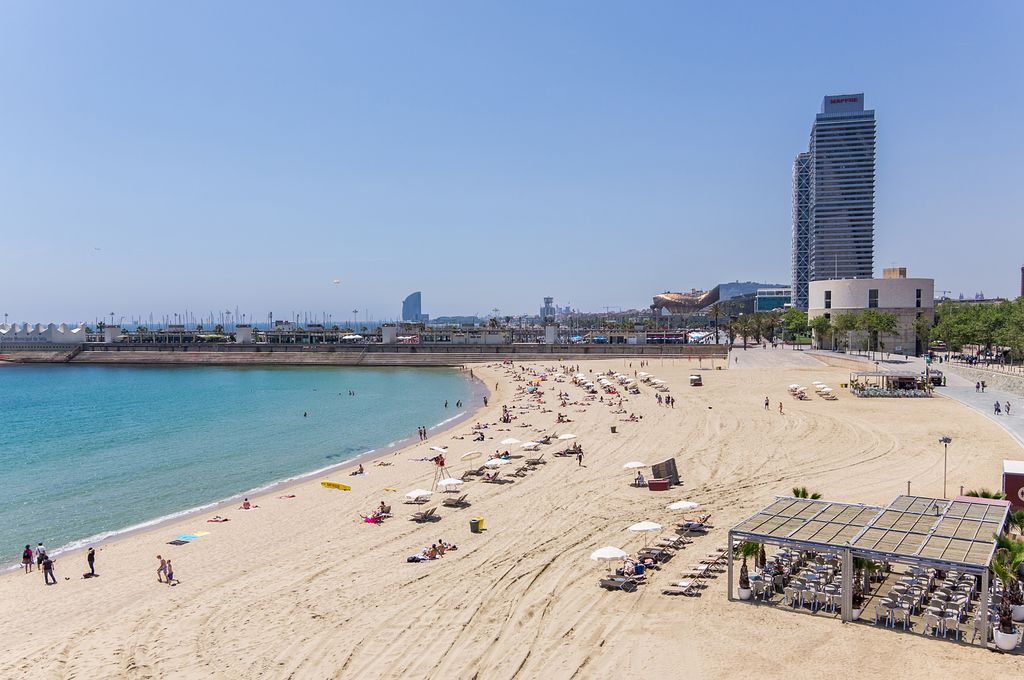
[754, 288, 792, 312]
[792, 94, 876, 308]
[402, 292, 424, 323]
[0, 322, 87, 347]
[807, 267, 934, 355]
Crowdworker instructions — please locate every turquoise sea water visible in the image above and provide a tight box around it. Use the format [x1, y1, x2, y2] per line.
[0, 364, 474, 564]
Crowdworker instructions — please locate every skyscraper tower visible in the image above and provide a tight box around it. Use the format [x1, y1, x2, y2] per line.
[792, 93, 876, 308]
[790, 152, 811, 309]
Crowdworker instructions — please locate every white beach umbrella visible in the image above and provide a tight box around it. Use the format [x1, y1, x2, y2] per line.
[628, 520, 663, 547]
[789, 384, 801, 389]
[461, 451, 482, 461]
[557, 433, 577, 440]
[520, 442, 541, 450]
[405, 489, 432, 500]
[638, 372, 650, 377]
[437, 478, 464, 489]
[429, 446, 447, 453]
[590, 546, 629, 562]
[501, 437, 521, 445]
[667, 501, 700, 511]
[485, 458, 510, 467]
[627, 521, 662, 533]
[622, 461, 647, 470]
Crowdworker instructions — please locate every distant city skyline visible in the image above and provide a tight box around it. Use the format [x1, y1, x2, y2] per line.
[1, 3, 1022, 321]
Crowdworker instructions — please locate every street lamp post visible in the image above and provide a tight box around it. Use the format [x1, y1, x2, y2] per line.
[939, 436, 952, 498]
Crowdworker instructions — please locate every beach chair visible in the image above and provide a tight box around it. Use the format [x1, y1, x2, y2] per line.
[410, 506, 439, 522]
[638, 547, 673, 561]
[380, 505, 392, 517]
[512, 465, 530, 477]
[599, 576, 638, 592]
[525, 452, 546, 465]
[662, 578, 701, 596]
[656, 535, 690, 549]
[442, 494, 469, 508]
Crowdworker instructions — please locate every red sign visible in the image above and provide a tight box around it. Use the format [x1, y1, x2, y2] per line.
[1004, 473, 1024, 510]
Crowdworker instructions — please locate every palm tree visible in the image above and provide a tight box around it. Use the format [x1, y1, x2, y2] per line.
[991, 535, 1024, 635]
[735, 540, 760, 591]
[792, 486, 822, 499]
[851, 556, 880, 611]
[1008, 509, 1024, 536]
[808, 315, 832, 350]
[965, 488, 1007, 500]
[707, 303, 723, 340]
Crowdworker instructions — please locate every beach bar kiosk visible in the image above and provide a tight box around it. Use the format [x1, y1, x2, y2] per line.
[1003, 460, 1024, 510]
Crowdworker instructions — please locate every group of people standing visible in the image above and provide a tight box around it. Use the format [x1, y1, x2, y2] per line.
[656, 394, 675, 408]
[417, 425, 429, 440]
[22, 543, 95, 584]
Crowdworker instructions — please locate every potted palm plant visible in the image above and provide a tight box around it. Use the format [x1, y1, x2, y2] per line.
[995, 535, 1024, 624]
[736, 541, 760, 600]
[850, 557, 878, 619]
[792, 487, 822, 499]
[991, 538, 1023, 650]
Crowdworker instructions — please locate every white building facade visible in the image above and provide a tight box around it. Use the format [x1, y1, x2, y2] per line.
[807, 269, 934, 355]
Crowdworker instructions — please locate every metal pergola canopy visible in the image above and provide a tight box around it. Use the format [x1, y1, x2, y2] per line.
[729, 495, 1010, 574]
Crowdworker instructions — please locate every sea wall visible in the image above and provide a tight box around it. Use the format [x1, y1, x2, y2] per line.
[54, 342, 728, 367]
[942, 364, 1024, 398]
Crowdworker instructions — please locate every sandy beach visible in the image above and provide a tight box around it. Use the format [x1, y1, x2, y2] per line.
[3, 351, 1023, 679]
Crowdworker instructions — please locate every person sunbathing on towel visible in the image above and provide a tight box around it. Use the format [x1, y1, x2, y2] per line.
[207, 516, 230, 523]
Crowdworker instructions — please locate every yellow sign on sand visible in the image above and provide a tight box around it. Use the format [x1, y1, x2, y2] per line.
[320, 481, 351, 491]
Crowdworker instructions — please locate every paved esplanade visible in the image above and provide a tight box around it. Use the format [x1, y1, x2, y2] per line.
[728, 344, 830, 370]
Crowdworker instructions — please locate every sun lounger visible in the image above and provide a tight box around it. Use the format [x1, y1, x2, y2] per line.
[656, 534, 691, 549]
[662, 578, 702, 596]
[637, 548, 672, 562]
[483, 471, 502, 483]
[525, 453, 545, 465]
[442, 494, 470, 508]
[599, 576, 638, 592]
[409, 506, 439, 522]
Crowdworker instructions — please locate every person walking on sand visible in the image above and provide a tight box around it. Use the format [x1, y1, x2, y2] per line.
[764, 396, 770, 410]
[779, 402, 784, 415]
[87, 547, 95, 576]
[42, 555, 56, 585]
[22, 545, 33, 573]
[165, 560, 175, 586]
[576, 450, 584, 467]
[36, 543, 47, 570]
[157, 555, 168, 583]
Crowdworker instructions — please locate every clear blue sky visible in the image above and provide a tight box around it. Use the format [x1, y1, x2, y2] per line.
[2, 1, 1021, 324]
